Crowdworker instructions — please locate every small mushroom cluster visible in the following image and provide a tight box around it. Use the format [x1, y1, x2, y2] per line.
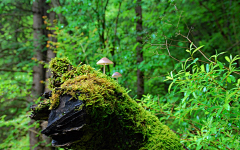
[97, 57, 122, 82]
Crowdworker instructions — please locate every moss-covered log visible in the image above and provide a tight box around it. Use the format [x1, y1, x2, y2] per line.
[30, 57, 184, 150]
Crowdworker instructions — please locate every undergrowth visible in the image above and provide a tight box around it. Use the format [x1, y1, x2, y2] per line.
[140, 44, 240, 149]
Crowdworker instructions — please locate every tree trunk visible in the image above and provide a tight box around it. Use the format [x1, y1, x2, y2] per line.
[43, 4, 57, 149]
[45, 10, 57, 82]
[135, 0, 144, 99]
[30, 0, 55, 149]
[30, 0, 46, 149]
[111, 2, 122, 67]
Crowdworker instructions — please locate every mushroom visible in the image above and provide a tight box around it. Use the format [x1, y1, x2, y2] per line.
[96, 57, 113, 74]
[112, 72, 122, 82]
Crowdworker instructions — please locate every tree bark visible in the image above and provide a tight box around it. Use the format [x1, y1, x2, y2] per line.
[135, 0, 144, 99]
[45, 10, 57, 82]
[111, 2, 122, 67]
[43, 4, 57, 149]
[30, 0, 55, 149]
[30, 0, 46, 149]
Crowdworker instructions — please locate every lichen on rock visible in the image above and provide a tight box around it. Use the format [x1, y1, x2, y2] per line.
[31, 57, 184, 150]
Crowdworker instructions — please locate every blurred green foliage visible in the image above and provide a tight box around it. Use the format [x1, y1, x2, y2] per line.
[0, 0, 239, 149]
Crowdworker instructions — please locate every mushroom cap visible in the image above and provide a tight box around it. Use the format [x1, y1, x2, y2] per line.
[96, 57, 113, 65]
[112, 72, 122, 78]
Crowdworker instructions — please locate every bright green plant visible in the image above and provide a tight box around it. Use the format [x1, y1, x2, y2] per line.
[0, 110, 33, 150]
[140, 45, 240, 149]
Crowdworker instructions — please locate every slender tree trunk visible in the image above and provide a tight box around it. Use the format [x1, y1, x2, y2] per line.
[32, 0, 46, 96]
[135, 0, 144, 99]
[45, 10, 57, 81]
[30, 1, 55, 149]
[30, 0, 46, 149]
[111, 2, 122, 67]
[42, 4, 57, 149]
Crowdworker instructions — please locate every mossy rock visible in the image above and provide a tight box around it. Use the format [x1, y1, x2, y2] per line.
[31, 57, 184, 150]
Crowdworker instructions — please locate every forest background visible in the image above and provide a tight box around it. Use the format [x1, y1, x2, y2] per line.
[0, 0, 239, 149]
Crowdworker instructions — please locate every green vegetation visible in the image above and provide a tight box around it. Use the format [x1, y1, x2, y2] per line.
[0, 0, 239, 149]
[140, 46, 240, 149]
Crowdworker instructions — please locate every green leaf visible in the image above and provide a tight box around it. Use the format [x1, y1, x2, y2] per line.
[200, 64, 205, 72]
[218, 61, 224, 69]
[182, 92, 190, 103]
[223, 103, 230, 111]
[168, 82, 174, 93]
[193, 58, 199, 64]
[227, 76, 231, 83]
[226, 91, 238, 102]
[192, 45, 204, 55]
[138, 60, 145, 69]
[216, 107, 223, 117]
[132, 42, 139, 51]
[190, 42, 193, 50]
[206, 64, 209, 73]
[210, 127, 217, 134]
[225, 56, 230, 62]
[229, 75, 236, 82]
[192, 92, 197, 99]
[237, 79, 240, 86]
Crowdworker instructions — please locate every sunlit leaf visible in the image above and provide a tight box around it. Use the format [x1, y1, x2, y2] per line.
[225, 56, 230, 62]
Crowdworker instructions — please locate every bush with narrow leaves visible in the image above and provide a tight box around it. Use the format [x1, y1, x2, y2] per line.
[140, 45, 240, 149]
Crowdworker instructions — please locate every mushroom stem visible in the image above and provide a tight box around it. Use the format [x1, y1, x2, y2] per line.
[96, 57, 113, 74]
[112, 72, 122, 83]
[103, 64, 105, 74]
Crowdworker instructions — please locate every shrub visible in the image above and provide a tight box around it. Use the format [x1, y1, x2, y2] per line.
[140, 45, 240, 149]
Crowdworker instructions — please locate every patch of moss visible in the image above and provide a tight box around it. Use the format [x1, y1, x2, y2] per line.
[30, 99, 51, 120]
[35, 99, 51, 111]
[49, 57, 71, 76]
[49, 89, 61, 110]
[44, 57, 184, 149]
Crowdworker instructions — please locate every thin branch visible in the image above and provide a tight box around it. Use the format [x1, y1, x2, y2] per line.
[177, 33, 215, 64]
[176, 11, 183, 28]
[165, 37, 192, 62]
[187, 27, 193, 38]
[226, 41, 240, 51]
[177, 32, 240, 75]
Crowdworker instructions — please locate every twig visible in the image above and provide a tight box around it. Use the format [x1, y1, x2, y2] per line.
[165, 37, 192, 62]
[177, 32, 240, 75]
[226, 41, 240, 51]
[178, 33, 215, 64]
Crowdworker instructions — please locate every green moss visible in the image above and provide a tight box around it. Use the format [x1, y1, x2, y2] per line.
[49, 57, 71, 76]
[49, 89, 61, 110]
[46, 57, 184, 149]
[35, 99, 51, 111]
